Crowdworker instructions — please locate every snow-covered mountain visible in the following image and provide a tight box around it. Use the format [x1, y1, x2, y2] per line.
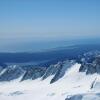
[0, 51, 100, 100]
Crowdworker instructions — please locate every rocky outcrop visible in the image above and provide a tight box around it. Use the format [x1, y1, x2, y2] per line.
[0, 65, 46, 82]
[50, 60, 75, 83]
[79, 63, 97, 74]
[65, 93, 100, 100]
[0, 65, 24, 81]
[21, 66, 46, 81]
[65, 95, 82, 100]
[1, 51, 100, 83]
[42, 60, 75, 83]
[0, 60, 75, 83]
[79, 52, 100, 74]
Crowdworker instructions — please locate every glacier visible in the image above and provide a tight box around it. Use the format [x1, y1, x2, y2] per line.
[0, 64, 100, 100]
[0, 51, 100, 100]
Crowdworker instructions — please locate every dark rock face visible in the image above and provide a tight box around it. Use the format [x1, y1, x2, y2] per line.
[86, 64, 97, 74]
[79, 63, 87, 72]
[65, 95, 83, 100]
[0, 66, 4, 73]
[50, 60, 75, 83]
[21, 67, 46, 81]
[79, 63, 96, 74]
[42, 63, 61, 80]
[0, 63, 7, 73]
[0, 66, 24, 81]
[0, 65, 46, 82]
[65, 93, 100, 100]
[96, 64, 100, 74]
[42, 60, 75, 83]
[80, 63, 100, 75]
[79, 52, 100, 74]
[0, 60, 75, 83]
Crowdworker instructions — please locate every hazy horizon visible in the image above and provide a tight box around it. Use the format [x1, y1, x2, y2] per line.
[0, 0, 100, 52]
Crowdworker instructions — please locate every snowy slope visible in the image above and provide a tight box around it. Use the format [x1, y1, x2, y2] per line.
[0, 63, 100, 100]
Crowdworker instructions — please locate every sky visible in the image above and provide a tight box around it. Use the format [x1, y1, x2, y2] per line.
[0, 0, 100, 52]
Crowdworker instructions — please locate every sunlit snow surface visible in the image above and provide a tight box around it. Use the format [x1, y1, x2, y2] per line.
[0, 63, 100, 100]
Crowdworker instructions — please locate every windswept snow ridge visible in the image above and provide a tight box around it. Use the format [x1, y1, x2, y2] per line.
[0, 52, 100, 100]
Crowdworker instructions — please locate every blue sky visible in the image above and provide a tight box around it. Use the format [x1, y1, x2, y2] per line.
[0, 0, 100, 52]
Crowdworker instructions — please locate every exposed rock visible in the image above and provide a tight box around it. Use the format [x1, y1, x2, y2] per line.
[42, 63, 61, 80]
[65, 95, 83, 100]
[0, 65, 24, 81]
[65, 93, 100, 100]
[0, 65, 46, 82]
[0, 60, 75, 83]
[50, 60, 75, 83]
[21, 67, 46, 81]
[79, 53, 100, 74]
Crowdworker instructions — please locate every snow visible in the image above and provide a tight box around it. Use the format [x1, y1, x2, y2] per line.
[0, 69, 7, 76]
[0, 63, 100, 100]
